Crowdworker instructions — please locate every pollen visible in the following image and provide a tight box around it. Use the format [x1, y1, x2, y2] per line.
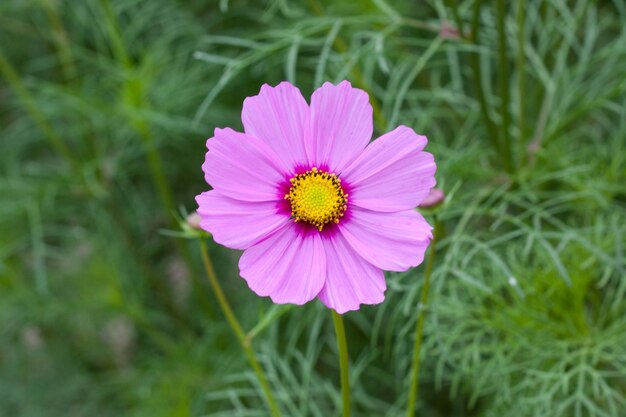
[284, 167, 348, 231]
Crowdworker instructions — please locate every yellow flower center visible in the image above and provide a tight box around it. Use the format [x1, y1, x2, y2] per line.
[284, 167, 348, 231]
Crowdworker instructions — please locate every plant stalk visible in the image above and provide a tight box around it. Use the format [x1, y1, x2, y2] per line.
[406, 218, 439, 417]
[199, 240, 281, 417]
[307, 0, 387, 130]
[98, 0, 204, 299]
[496, 0, 514, 173]
[332, 310, 351, 417]
[468, 0, 502, 169]
[40, 0, 77, 82]
[447, 0, 466, 39]
[0, 50, 76, 167]
[516, 0, 527, 164]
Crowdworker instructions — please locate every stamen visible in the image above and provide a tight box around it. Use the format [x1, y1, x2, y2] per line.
[284, 167, 348, 231]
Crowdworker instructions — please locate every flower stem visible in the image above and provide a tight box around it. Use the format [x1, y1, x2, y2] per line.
[447, 0, 465, 39]
[98, 0, 175, 215]
[39, 0, 77, 83]
[496, 0, 514, 174]
[331, 310, 351, 417]
[99, 0, 204, 302]
[516, 0, 527, 164]
[468, 0, 502, 170]
[0, 50, 77, 168]
[406, 218, 438, 417]
[307, 0, 387, 130]
[199, 240, 282, 417]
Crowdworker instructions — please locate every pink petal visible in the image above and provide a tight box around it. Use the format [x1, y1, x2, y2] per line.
[195, 190, 288, 250]
[239, 224, 326, 305]
[307, 81, 373, 172]
[342, 126, 436, 212]
[242, 82, 309, 169]
[202, 128, 288, 202]
[339, 208, 432, 272]
[317, 233, 386, 314]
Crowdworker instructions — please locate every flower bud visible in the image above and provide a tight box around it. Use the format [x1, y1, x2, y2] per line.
[420, 188, 445, 208]
[186, 211, 202, 230]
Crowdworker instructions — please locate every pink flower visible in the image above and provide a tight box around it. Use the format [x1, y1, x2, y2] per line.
[196, 81, 436, 314]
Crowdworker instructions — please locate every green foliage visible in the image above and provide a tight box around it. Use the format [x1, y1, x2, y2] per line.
[1, 0, 624, 416]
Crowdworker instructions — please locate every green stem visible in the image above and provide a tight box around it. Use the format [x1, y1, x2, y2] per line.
[496, 0, 514, 173]
[99, 0, 173, 206]
[99, 0, 132, 68]
[406, 219, 438, 417]
[0, 50, 76, 167]
[307, 0, 387, 130]
[516, 0, 527, 164]
[199, 241, 282, 417]
[135, 119, 176, 216]
[98, 0, 205, 294]
[39, 0, 77, 82]
[447, 0, 466, 39]
[331, 310, 351, 417]
[98, 0, 175, 214]
[468, 0, 502, 168]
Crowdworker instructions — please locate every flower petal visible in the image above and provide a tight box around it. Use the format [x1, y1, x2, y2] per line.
[307, 81, 373, 172]
[239, 223, 326, 305]
[195, 190, 288, 250]
[242, 82, 309, 168]
[202, 128, 288, 202]
[342, 126, 436, 212]
[317, 233, 386, 314]
[340, 208, 432, 272]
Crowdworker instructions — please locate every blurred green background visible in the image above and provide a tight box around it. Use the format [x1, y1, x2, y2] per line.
[1, 0, 625, 416]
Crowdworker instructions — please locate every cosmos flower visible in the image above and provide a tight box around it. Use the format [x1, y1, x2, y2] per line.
[196, 81, 436, 314]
